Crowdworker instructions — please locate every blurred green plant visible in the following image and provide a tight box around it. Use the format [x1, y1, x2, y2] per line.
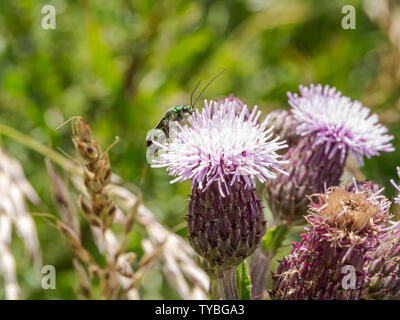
[0, 0, 399, 299]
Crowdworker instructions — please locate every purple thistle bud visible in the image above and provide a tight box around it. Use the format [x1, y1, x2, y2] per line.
[271, 183, 391, 300]
[266, 134, 345, 224]
[214, 94, 250, 120]
[265, 109, 301, 149]
[266, 84, 394, 224]
[187, 180, 266, 273]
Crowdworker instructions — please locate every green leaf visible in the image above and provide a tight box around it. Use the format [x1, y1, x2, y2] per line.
[236, 261, 251, 300]
[262, 223, 289, 255]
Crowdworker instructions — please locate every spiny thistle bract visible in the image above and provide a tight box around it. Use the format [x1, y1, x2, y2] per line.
[366, 222, 400, 299]
[187, 180, 265, 273]
[265, 109, 300, 149]
[271, 182, 391, 300]
[366, 168, 400, 299]
[152, 98, 288, 273]
[266, 84, 394, 224]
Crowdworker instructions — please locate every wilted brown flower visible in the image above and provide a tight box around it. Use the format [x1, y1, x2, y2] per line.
[271, 182, 391, 300]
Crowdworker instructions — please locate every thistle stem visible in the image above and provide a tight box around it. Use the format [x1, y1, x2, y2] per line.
[216, 268, 239, 300]
[209, 274, 222, 300]
[250, 248, 273, 300]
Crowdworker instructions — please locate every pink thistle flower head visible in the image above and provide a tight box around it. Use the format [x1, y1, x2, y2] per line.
[152, 99, 288, 196]
[288, 84, 394, 166]
[390, 166, 400, 204]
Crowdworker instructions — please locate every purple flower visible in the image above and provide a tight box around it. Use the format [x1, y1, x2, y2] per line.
[151, 97, 289, 299]
[266, 84, 395, 224]
[152, 100, 288, 196]
[288, 84, 394, 166]
[390, 166, 400, 204]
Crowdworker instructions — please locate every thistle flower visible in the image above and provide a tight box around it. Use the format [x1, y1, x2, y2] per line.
[271, 182, 391, 300]
[266, 84, 394, 224]
[289, 84, 394, 166]
[152, 99, 288, 298]
[152, 100, 288, 196]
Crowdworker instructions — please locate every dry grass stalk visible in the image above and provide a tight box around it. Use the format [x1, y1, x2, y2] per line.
[109, 185, 209, 299]
[46, 159, 80, 237]
[72, 119, 115, 230]
[48, 119, 144, 299]
[72, 118, 123, 299]
[70, 164, 209, 299]
[47, 161, 104, 296]
[72, 258, 92, 299]
[50, 118, 208, 299]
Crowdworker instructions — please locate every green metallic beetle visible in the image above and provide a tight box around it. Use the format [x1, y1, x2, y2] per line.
[146, 104, 194, 147]
[146, 70, 225, 147]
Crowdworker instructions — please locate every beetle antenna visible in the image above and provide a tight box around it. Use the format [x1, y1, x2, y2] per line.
[190, 80, 201, 107]
[193, 69, 226, 107]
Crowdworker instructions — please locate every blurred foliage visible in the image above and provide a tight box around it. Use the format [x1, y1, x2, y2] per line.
[0, 0, 399, 299]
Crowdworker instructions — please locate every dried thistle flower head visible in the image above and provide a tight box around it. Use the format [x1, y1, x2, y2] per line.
[312, 188, 380, 232]
[307, 181, 390, 246]
[271, 182, 391, 300]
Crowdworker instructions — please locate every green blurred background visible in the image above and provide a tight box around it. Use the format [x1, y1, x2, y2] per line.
[0, 0, 399, 299]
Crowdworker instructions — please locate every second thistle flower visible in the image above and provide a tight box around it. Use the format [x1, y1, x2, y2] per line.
[267, 84, 394, 224]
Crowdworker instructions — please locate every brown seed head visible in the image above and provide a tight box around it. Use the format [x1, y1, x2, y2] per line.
[311, 188, 378, 232]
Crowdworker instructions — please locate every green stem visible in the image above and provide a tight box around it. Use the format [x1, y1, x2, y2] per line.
[208, 274, 222, 300]
[216, 268, 239, 300]
[250, 248, 273, 299]
[250, 221, 289, 299]
[0, 124, 78, 174]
